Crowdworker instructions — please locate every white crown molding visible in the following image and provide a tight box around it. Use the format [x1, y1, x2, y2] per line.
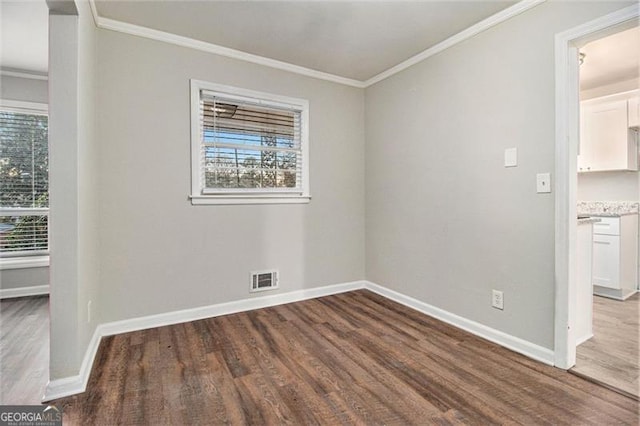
[0, 285, 49, 299]
[87, 0, 365, 89]
[364, 0, 546, 86]
[97, 17, 367, 88]
[0, 69, 48, 81]
[86, 0, 545, 89]
[87, 0, 99, 27]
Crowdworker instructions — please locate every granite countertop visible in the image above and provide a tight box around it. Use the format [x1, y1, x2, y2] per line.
[577, 201, 639, 217]
[577, 217, 601, 225]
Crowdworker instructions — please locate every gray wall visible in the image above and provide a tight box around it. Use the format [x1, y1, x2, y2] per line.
[0, 75, 50, 292]
[93, 29, 365, 324]
[49, 0, 101, 379]
[364, 1, 633, 350]
[0, 267, 48, 290]
[76, 0, 100, 378]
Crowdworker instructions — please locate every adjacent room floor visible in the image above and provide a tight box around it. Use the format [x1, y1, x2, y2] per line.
[55, 290, 637, 425]
[573, 292, 639, 399]
[0, 295, 49, 405]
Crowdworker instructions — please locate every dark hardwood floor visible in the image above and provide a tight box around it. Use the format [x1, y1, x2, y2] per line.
[0, 295, 49, 405]
[573, 293, 639, 399]
[55, 290, 638, 425]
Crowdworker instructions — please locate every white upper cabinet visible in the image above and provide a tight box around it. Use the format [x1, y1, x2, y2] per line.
[579, 91, 639, 172]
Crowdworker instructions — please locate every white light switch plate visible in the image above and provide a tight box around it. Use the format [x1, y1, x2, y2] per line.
[504, 148, 517, 167]
[536, 173, 551, 193]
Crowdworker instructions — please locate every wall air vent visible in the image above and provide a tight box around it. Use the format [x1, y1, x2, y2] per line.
[250, 270, 279, 293]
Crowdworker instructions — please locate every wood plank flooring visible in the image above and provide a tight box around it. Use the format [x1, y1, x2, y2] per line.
[573, 293, 639, 399]
[55, 290, 638, 425]
[0, 295, 49, 405]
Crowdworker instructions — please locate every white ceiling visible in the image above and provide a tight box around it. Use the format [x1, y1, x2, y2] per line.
[0, 0, 49, 74]
[580, 26, 640, 91]
[95, 0, 516, 82]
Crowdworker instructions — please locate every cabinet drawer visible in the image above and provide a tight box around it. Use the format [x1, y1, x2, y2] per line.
[592, 217, 620, 236]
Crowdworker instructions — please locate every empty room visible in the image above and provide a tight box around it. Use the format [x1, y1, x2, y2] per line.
[0, 0, 638, 424]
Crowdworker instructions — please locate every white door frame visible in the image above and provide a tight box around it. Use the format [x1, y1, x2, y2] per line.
[554, 4, 639, 369]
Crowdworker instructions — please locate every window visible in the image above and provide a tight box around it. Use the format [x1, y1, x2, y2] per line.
[190, 80, 310, 205]
[0, 101, 49, 264]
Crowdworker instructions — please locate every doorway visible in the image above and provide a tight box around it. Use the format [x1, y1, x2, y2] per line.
[554, 4, 639, 399]
[572, 26, 639, 399]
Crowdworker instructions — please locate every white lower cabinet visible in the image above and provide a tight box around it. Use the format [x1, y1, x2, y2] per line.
[592, 234, 620, 289]
[592, 215, 639, 300]
[576, 222, 594, 344]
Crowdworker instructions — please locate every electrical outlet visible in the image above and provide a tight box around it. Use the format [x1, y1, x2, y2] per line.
[492, 290, 504, 310]
[87, 300, 92, 323]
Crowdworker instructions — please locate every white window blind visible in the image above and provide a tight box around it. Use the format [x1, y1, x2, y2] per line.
[201, 92, 302, 192]
[190, 80, 310, 205]
[0, 108, 49, 257]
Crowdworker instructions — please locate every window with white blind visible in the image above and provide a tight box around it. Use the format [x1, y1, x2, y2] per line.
[190, 80, 310, 205]
[0, 102, 49, 262]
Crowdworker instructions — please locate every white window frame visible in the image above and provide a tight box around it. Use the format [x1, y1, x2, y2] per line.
[189, 80, 310, 205]
[0, 99, 50, 270]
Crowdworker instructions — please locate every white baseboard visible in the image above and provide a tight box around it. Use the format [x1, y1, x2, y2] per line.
[44, 279, 557, 401]
[98, 280, 365, 338]
[363, 281, 555, 366]
[42, 325, 102, 402]
[593, 286, 637, 301]
[575, 333, 593, 346]
[42, 280, 366, 402]
[0, 284, 49, 299]
[41, 375, 84, 403]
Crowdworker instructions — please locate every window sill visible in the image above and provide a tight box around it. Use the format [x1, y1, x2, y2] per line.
[0, 256, 50, 270]
[190, 195, 311, 205]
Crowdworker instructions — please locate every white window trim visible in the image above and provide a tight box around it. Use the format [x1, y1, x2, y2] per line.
[0, 100, 50, 268]
[189, 80, 311, 205]
[0, 99, 48, 115]
[0, 256, 49, 270]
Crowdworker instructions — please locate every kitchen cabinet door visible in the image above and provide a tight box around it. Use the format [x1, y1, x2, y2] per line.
[581, 99, 632, 171]
[592, 234, 620, 290]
